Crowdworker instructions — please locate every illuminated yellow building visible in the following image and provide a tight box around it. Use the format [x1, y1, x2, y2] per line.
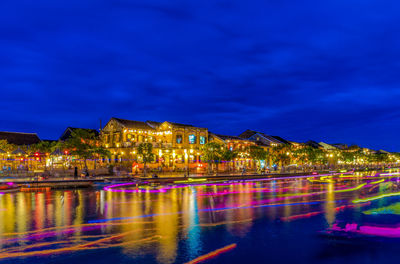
[101, 118, 208, 171]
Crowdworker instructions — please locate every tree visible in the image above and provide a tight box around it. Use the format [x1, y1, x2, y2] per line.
[64, 129, 110, 169]
[201, 142, 224, 173]
[293, 146, 313, 166]
[375, 153, 389, 165]
[247, 145, 268, 172]
[342, 151, 355, 164]
[31, 141, 58, 154]
[0, 140, 15, 152]
[311, 148, 328, 166]
[137, 143, 154, 176]
[220, 147, 238, 172]
[271, 144, 292, 167]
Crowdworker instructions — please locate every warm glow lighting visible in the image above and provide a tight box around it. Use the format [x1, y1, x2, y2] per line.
[185, 244, 237, 264]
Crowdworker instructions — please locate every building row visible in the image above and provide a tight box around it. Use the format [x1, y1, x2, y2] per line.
[0, 116, 393, 171]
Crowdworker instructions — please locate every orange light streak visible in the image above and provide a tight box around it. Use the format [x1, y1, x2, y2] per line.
[185, 243, 237, 264]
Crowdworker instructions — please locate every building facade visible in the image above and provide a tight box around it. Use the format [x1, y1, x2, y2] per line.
[209, 133, 257, 170]
[101, 117, 208, 171]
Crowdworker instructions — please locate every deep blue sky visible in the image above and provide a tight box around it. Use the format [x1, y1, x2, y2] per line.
[1, 0, 400, 151]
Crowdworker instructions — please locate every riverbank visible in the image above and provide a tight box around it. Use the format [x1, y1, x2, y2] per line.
[2, 166, 395, 191]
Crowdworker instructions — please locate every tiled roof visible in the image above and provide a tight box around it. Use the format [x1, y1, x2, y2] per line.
[270, 136, 291, 145]
[305, 140, 322, 148]
[146, 120, 162, 128]
[112, 118, 154, 130]
[239, 130, 258, 139]
[147, 120, 204, 129]
[0, 131, 41, 145]
[258, 133, 284, 144]
[318, 142, 337, 150]
[239, 130, 286, 144]
[213, 133, 249, 141]
[169, 122, 194, 128]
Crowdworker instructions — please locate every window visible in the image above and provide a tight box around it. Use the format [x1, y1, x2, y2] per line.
[200, 136, 206, 145]
[188, 134, 196, 144]
[176, 134, 182, 144]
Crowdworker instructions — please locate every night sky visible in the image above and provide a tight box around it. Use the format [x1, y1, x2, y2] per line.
[1, 1, 400, 151]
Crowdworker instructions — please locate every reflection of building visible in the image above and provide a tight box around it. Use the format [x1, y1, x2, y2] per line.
[101, 118, 208, 170]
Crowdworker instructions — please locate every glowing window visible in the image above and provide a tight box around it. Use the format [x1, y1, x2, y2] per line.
[200, 136, 206, 145]
[189, 134, 196, 144]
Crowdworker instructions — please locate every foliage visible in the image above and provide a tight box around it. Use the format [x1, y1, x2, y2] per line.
[137, 143, 155, 176]
[201, 142, 224, 164]
[64, 129, 110, 167]
[0, 140, 15, 152]
[220, 147, 238, 171]
[375, 153, 389, 164]
[293, 146, 314, 165]
[311, 148, 328, 164]
[247, 145, 268, 162]
[341, 151, 355, 163]
[137, 143, 155, 164]
[220, 147, 238, 162]
[31, 141, 58, 154]
[271, 144, 292, 165]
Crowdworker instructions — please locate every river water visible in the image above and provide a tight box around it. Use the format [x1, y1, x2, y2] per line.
[0, 171, 400, 263]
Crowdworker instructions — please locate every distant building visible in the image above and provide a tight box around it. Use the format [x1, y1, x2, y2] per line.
[209, 133, 257, 169]
[239, 129, 288, 147]
[59, 127, 99, 141]
[0, 131, 40, 146]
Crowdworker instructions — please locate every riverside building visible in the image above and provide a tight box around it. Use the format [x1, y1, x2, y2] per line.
[101, 117, 208, 171]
